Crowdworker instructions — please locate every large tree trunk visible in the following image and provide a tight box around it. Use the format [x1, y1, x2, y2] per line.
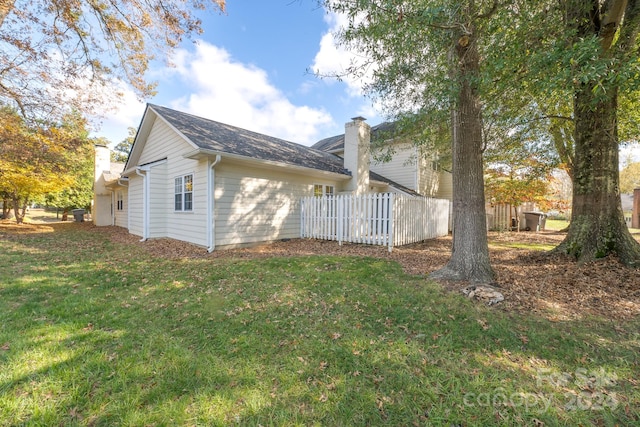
[555, 0, 640, 265]
[556, 87, 640, 265]
[430, 20, 495, 284]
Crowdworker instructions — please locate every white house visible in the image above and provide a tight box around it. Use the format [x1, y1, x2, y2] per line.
[94, 104, 452, 250]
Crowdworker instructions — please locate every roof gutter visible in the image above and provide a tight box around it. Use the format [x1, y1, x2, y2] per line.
[182, 148, 351, 180]
[104, 177, 129, 189]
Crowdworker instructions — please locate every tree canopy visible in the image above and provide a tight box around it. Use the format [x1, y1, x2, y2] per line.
[322, 0, 550, 283]
[620, 161, 640, 194]
[324, 0, 640, 267]
[0, 106, 91, 223]
[0, 0, 225, 120]
[112, 128, 136, 163]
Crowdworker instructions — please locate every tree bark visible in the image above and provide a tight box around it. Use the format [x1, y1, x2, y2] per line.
[555, 0, 640, 265]
[556, 86, 640, 265]
[2, 198, 12, 219]
[11, 196, 25, 224]
[430, 20, 495, 284]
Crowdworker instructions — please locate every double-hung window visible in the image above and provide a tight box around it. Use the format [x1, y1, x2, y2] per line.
[313, 184, 334, 197]
[116, 191, 124, 211]
[174, 174, 193, 212]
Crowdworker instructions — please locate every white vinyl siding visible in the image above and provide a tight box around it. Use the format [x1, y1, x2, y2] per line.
[417, 155, 441, 197]
[214, 163, 342, 248]
[435, 171, 453, 200]
[369, 143, 417, 191]
[128, 175, 144, 237]
[114, 188, 128, 228]
[165, 160, 208, 246]
[148, 162, 167, 238]
[128, 119, 209, 247]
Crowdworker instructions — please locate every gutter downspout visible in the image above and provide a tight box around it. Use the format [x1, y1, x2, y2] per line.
[207, 155, 222, 252]
[135, 168, 148, 241]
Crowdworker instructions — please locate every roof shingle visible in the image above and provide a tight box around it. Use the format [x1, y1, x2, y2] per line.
[150, 104, 350, 176]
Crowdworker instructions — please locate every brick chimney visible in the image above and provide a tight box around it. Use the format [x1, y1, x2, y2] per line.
[343, 116, 370, 194]
[93, 144, 112, 226]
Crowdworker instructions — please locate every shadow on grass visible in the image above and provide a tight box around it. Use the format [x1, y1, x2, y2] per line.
[0, 225, 638, 426]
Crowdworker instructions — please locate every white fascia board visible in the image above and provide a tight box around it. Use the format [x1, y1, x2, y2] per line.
[122, 158, 168, 175]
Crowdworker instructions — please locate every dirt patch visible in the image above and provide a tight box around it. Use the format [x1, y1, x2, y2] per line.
[89, 225, 640, 322]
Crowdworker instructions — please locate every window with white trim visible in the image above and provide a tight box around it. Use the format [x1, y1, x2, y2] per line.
[116, 191, 124, 211]
[313, 184, 334, 197]
[174, 174, 193, 211]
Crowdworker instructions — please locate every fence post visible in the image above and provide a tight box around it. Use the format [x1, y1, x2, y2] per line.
[301, 197, 306, 238]
[388, 193, 395, 252]
[337, 195, 343, 245]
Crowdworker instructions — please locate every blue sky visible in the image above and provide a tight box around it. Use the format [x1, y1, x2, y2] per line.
[91, 2, 640, 164]
[92, 1, 378, 147]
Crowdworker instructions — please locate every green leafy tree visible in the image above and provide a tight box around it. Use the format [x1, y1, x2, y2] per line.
[457, 0, 640, 264]
[545, 1, 640, 264]
[484, 124, 557, 229]
[620, 162, 640, 195]
[112, 128, 136, 163]
[46, 141, 94, 214]
[322, 0, 551, 283]
[0, 107, 88, 223]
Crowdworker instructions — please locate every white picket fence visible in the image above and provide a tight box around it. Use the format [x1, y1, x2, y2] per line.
[300, 193, 450, 251]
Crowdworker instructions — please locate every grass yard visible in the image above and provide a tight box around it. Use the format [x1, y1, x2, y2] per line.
[0, 222, 639, 426]
[542, 219, 569, 232]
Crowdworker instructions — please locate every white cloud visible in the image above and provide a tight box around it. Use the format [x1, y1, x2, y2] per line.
[311, 11, 375, 98]
[90, 81, 146, 146]
[92, 41, 336, 146]
[310, 9, 384, 125]
[169, 42, 334, 145]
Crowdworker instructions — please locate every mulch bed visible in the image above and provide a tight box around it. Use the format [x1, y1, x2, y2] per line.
[4, 219, 640, 321]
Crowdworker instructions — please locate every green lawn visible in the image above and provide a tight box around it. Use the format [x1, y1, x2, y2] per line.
[543, 219, 569, 231]
[1, 223, 638, 426]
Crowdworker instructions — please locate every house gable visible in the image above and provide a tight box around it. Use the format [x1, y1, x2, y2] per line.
[123, 106, 200, 175]
[145, 104, 350, 177]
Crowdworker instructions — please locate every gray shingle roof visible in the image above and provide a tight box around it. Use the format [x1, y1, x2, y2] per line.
[312, 122, 397, 152]
[149, 104, 350, 176]
[369, 171, 421, 196]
